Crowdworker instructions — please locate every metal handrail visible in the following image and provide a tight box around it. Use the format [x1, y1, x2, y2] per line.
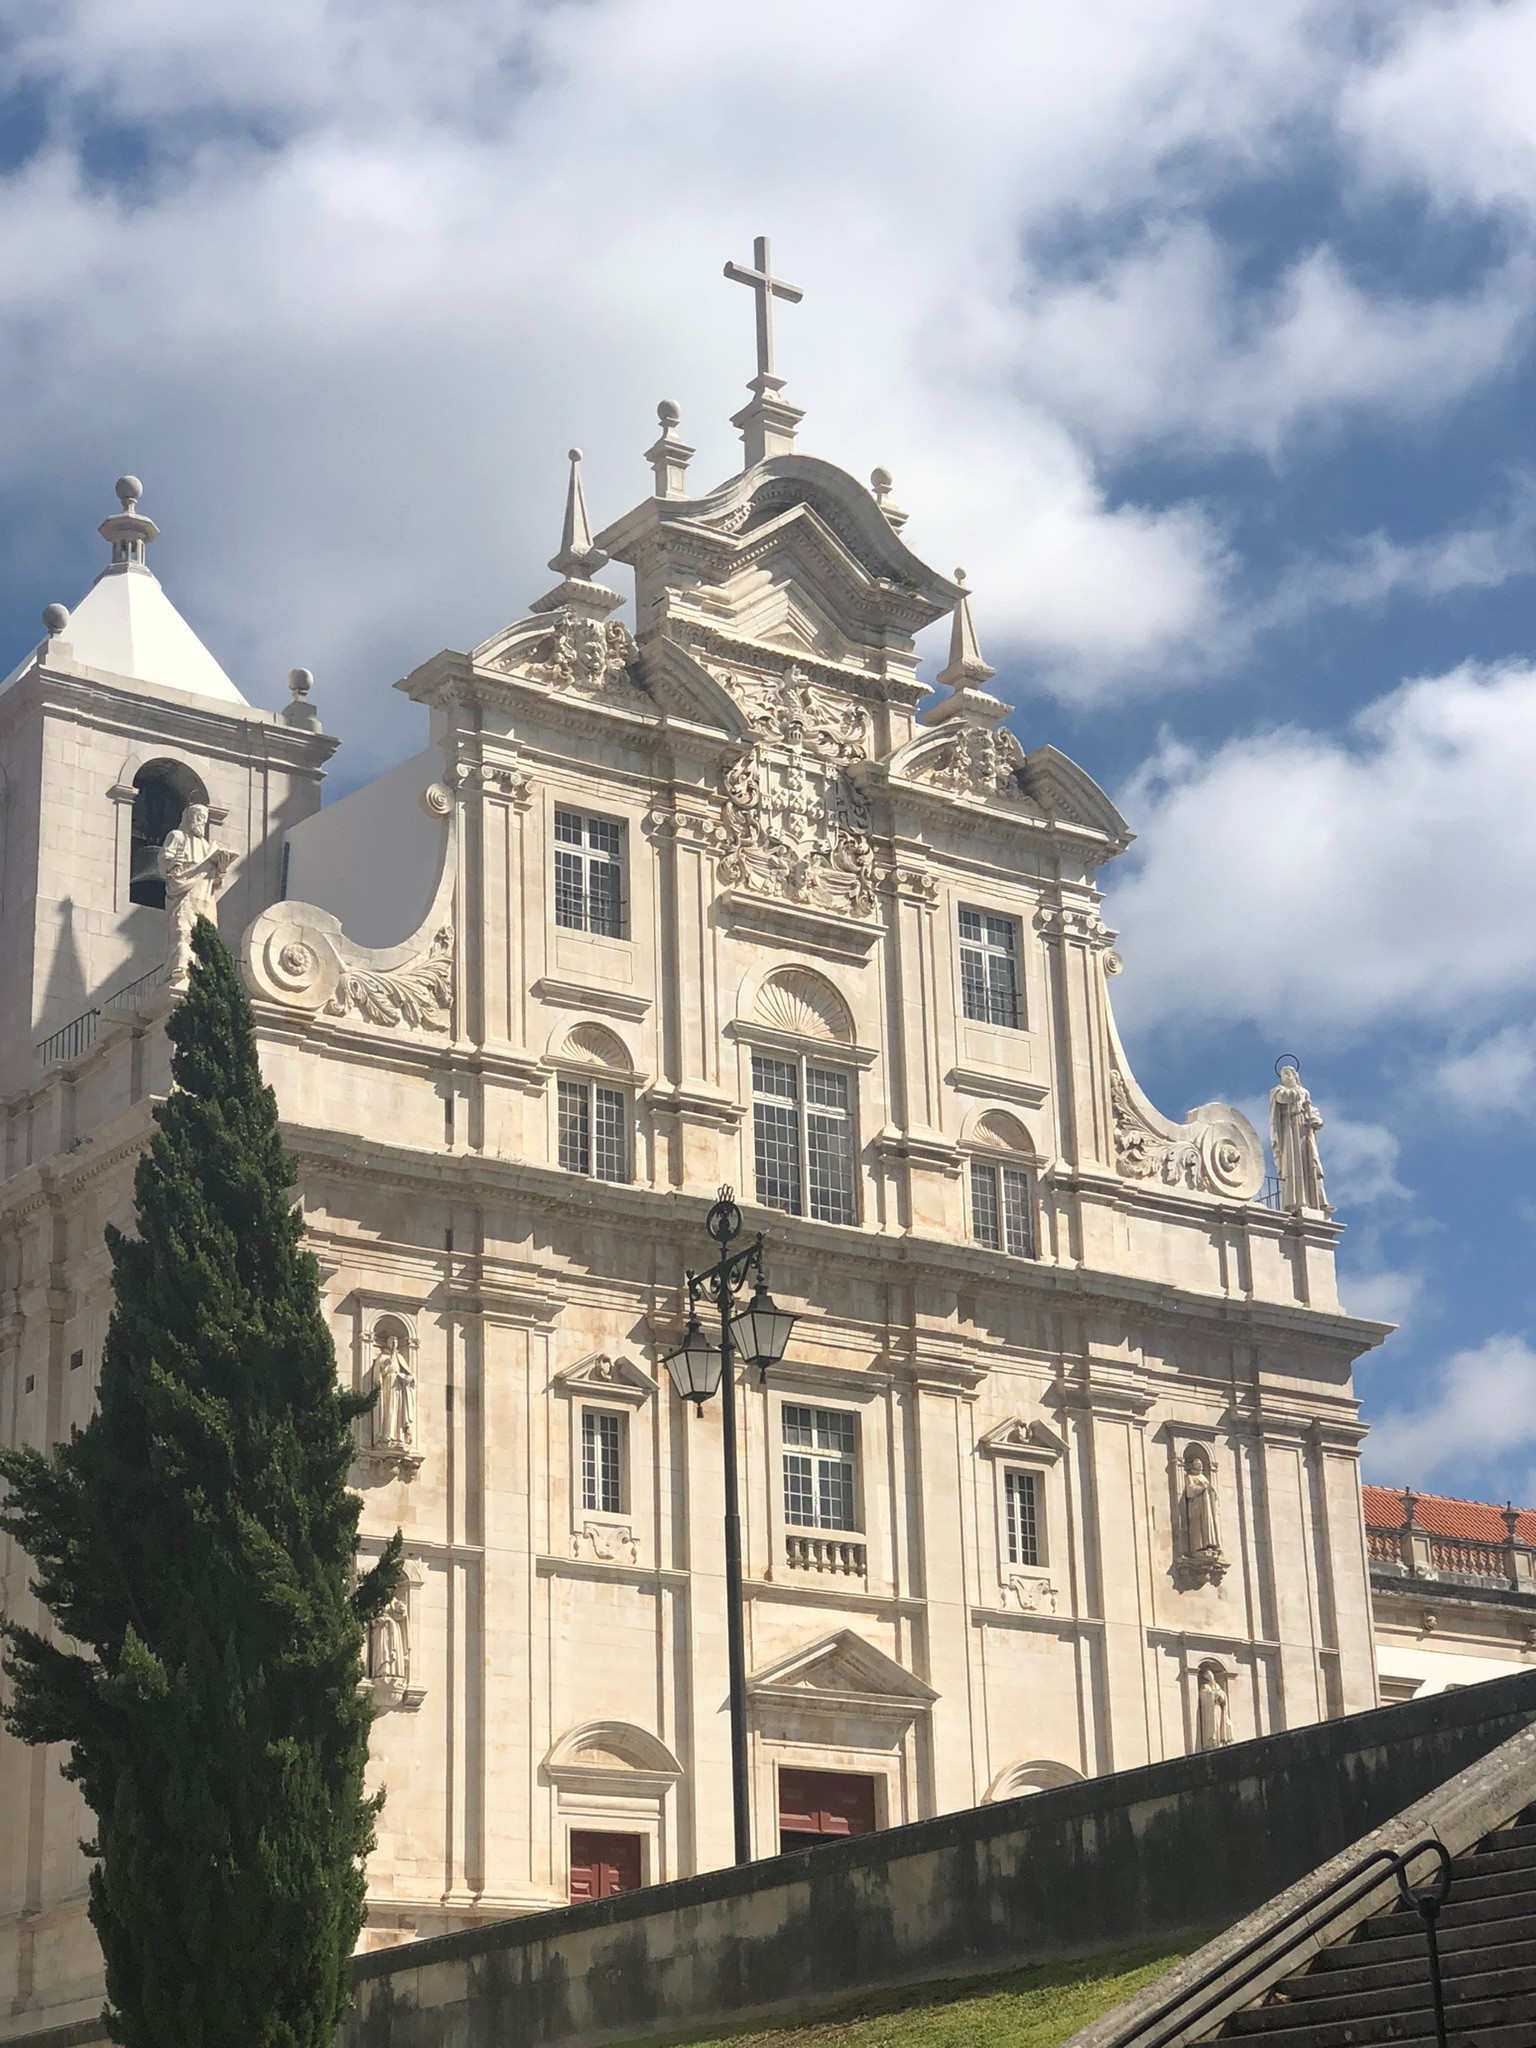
[104, 961, 170, 1013]
[35, 1008, 101, 1066]
[1105, 1835, 1452, 2048]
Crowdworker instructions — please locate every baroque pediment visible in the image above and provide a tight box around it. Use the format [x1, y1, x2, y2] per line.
[978, 1418, 1068, 1461]
[551, 1352, 657, 1404]
[748, 1628, 937, 1711]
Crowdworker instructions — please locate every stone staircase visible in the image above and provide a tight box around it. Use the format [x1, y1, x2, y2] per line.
[1218, 1808, 1536, 2048]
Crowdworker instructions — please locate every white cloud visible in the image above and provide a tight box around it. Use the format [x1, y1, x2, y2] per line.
[1323, 1115, 1410, 1206]
[1341, 1265, 1425, 1327]
[1439, 1024, 1536, 1121]
[1109, 659, 1536, 1039]
[1366, 1334, 1536, 1494]
[0, 0, 1529, 753]
[1344, 1, 1536, 220]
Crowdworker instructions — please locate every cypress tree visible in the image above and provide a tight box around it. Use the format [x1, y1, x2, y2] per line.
[0, 917, 401, 2048]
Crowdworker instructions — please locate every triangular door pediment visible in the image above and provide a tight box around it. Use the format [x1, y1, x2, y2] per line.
[748, 1628, 937, 1712]
[551, 1352, 657, 1405]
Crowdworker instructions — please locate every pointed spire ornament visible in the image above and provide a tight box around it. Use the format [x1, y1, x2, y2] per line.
[925, 570, 1009, 729]
[529, 448, 623, 620]
[937, 570, 997, 691]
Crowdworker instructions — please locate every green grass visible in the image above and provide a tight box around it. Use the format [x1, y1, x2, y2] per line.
[613, 1941, 1188, 2048]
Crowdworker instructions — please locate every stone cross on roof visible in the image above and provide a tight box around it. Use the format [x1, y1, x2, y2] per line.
[724, 235, 803, 381]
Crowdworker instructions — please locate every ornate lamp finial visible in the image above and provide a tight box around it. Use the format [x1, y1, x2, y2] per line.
[98, 472, 159, 572]
[646, 400, 694, 498]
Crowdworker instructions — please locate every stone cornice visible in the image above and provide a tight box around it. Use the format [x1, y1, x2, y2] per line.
[0, 661, 337, 774]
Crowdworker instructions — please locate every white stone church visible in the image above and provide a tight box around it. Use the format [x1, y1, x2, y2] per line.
[0, 253, 1385, 2032]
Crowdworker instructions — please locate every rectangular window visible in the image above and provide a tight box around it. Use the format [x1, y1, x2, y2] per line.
[752, 1054, 857, 1224]
[581, 1408, 626, 1514]
[554, 808, 626, 937]
[1006, 1467, 1041, 1566]
[959, 907, 1022, 1028]
[783, 1404, 857, 1531]
[970, 1160, 1035, 1258]
[558, 1077, 630, 1182]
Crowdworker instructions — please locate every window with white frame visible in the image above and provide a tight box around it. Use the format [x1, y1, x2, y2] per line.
[1005, 1467, 1042, 1566]
[581, 1408, 626, 1514]
[959, 908, 1022, 1028]
[557, 1077, 630, 1182]
[554, 808, 626, 937]
[782, 1405, 857, 1530]
[752, 1053, 857, 1225]
[970, 1159, 1035, 1257]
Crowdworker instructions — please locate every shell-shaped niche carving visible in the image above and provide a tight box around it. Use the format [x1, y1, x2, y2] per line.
[971, 1110, 1033, 1155]
[561, 1021, 632, 1071]
[751, 967, 854, 1045]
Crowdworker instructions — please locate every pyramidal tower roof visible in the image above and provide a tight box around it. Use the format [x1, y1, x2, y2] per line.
[4, 476, 247, 705]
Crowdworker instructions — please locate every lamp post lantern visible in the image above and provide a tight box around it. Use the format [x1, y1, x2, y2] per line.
[663, 1188, 797, 1864]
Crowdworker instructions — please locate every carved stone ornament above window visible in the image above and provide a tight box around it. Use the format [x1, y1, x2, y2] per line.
[744, 666, 869, 763]
[912, 720, 1024, 798]
[519, 610, 649, 704]
[710, 742, 876, 919]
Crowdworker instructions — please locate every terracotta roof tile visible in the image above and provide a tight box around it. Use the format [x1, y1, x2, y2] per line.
[1362, 1483, 1536, 1547]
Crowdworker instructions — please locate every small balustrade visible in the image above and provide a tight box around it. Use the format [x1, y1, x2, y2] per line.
[785, 1533, 866, 1577]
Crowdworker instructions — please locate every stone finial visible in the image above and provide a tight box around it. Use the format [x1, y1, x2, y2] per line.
[938, 570, 998, 692]
[282, 665, 321, 731]
[528, 449, 623, 621]
[42, 603, 70, 636]
[1402, 1488, 1419, 1529]
[645, 401, 695, 499]
[99, 472, 159, 571]
[725, 236, 806, 467]
[870, 466, 909, 533]
[549, 448, 608, 581]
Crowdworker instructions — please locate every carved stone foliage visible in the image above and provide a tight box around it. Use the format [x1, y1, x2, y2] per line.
[325, 926, 454, 1032]
[573, 1520, 638, 1565]
[520, 611, 648, 703]
[1006, 1575, 1059, 1615]
[710, 668, 876, 918]
[1110, 1074, 1264, 1202]
[913, 721, 1024, 798]
[743, 667, 869, 762]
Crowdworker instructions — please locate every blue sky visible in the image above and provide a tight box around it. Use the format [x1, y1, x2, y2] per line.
[3, 0, 1534, 1501]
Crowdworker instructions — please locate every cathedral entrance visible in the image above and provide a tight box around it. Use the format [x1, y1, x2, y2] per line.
[777, 1767, 879, 1851]
[568, 1830, 644, 1902]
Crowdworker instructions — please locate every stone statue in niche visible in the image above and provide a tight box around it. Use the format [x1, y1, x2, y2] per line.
[1175, 1443, 1227, 1586]
[373, 1325, 417, 1451]
[1196, 1662, 1233, 1750]
[368, 1603, 407, 1686]
[1270, 1062, 1329, 1213]
[159, 802, 236, 985]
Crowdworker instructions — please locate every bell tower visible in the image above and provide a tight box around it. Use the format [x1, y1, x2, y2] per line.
[0, 476, 337, 1098]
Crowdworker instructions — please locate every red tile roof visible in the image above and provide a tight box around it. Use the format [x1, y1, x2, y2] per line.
[1363, 1483, 1536, 1547]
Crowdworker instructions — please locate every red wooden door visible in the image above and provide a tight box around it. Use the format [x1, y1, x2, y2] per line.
[778, 1768, 879, 1850]
[568, 1830, 644, 1902]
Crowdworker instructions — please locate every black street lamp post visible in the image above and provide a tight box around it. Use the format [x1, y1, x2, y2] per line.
[663, 1188, 797, 1865]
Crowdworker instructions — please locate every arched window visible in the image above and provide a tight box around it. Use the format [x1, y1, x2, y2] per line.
[128, 761, 205, 909]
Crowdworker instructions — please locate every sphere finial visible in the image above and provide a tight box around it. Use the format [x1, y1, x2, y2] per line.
[115, 475, 143, 511]
[288, 667, 313, 699]
[42, 602, 70, 635]
[658, 399, 681, 428]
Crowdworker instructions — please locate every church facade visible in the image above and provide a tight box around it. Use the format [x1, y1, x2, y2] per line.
[0, 271, 1385, 2030]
